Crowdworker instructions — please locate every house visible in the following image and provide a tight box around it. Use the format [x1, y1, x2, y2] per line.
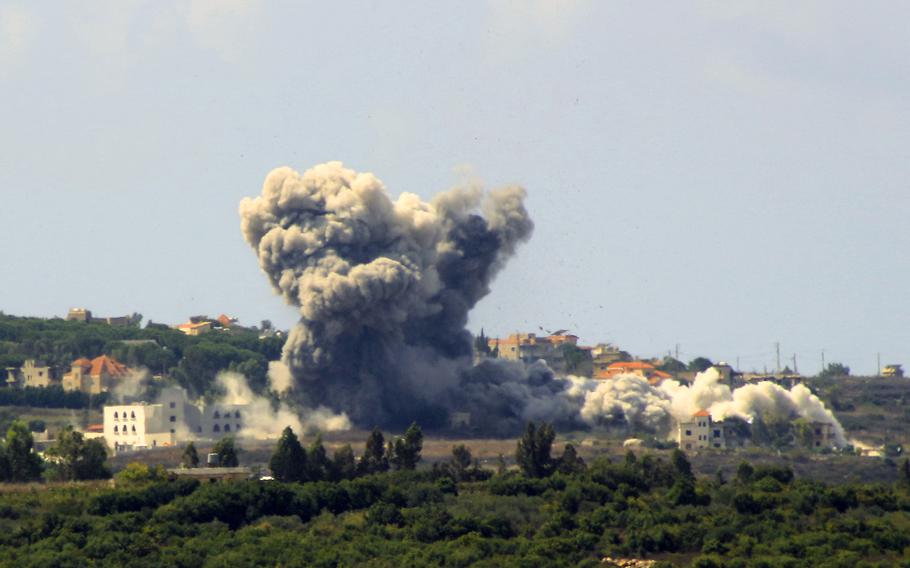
[590, 343, 627, 375]
[65, 308, 133, 326]
[217, 314, 238, 328]
[167, 467, 254, 482]
[19, 360, 55, 388]
[808, 422, 836, 449]
[595, 361, 672, 385]
[177, 321, 212, 336]
[486, 332, 579, 374]
[883, 364, 904, 378]
[103, 387, 248, 453]
[678, 409, 725, 451]
[61, 355, 130, 394]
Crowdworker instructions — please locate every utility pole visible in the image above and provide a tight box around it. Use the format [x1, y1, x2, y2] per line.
[877, 352, 882, 377]
[775, 342, 781, 376]
[675, 343, 680, 361]
[821, 350, 826, 374]
[736, 356, 740, 371]
[792, 354, 798, 375]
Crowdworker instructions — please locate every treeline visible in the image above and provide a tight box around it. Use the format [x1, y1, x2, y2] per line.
[0, 313, 284, 397]
[4, 424, 910, 565]
[0, 420, 109, 483]
[0, 385, 106, 409]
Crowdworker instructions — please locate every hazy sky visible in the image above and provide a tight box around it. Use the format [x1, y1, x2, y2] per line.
[1, 1, 908, 375]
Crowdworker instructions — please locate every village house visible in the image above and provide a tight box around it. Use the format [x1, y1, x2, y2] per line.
[487, 333, 578, 374]
[61, 355, 130, 395]
[17, 359, 55, 388]
[103, 386, 248, 453]
[176, 320, 212, 336]
[678, 409, 725, 451]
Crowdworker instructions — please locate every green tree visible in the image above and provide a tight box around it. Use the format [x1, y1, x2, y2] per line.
[269, 427, 306, 481]
[819, 362, 851, 378]
[390, 422, 423, 471]
[557, 443, 586, 474]
[46, 427, 109, 480]
[515, 422, 555, 478]
[181, 442, 199, 468]
[307, 435, 330, 481]
[658, 357, 687, 373]
[5, 420, 42, 482]
[212, 436, 239, 467]
[688, 357, 714, 373]
[671, 448, 694, 482]
[451, 444, 473, 480]
[358, 427, 389, 475]
[331, 444, 357, 481]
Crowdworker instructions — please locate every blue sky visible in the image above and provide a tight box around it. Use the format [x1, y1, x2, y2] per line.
[1, 1, 908, 375]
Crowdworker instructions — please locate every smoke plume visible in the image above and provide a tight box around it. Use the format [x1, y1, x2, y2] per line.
[214, 371, 351, 438]
[577, 369, 846, 445]
[240, 161, 535, 431]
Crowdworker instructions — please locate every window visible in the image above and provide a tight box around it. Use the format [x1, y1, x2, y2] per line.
[131, 425, 136, 432]
[213, 411, 220, 419]
[236, 424, 241, 431]
[169, 402, 176, 409]
[114, 425, 118, 433]
[170, 429, 175, 434]
[714, 443, 721, 448]
[685, 429, 692, 436]
[169, 416, 176, 422]
[213, 424, 221, 432]
[234, 411, 241, 419]
[713, 430, 721, 438]
[197, 426, 202, 433]
[224, 424, 231, 432]
[114, 411, 119, 419]
[130, 411, 136, 419]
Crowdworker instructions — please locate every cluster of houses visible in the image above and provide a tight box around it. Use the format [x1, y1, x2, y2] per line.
[676, 409, 836, 452]
[6, 355, 132, 395]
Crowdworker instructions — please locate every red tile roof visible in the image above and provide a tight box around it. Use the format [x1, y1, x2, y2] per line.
[693, 409, 711, 417]
[607, 361, 655, 370]
[89, 355, 128, 378]
[72, 358, 92, 368]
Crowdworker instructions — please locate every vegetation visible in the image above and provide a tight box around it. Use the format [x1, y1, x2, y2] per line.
[0, 313, 283, 398]
[0, 424, 910, 566]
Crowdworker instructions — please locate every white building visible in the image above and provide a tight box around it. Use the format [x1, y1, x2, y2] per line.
[104, 387, 247, 453]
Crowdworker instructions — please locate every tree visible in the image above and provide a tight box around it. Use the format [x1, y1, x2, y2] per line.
[658, 357, 687, 373]
[902, 458, 910, 491]
[390, 422, 423, 471]
[212, 436, 239, 467]
[557, 443, 586, 474]
[269, 427, 306, 481]
[307, 435, 330, 481]
[473, 329, 492, 357]
[451, 444, 473, 480]
[331, 444, 357, 481]
[358, 427, 389, 475]
[688, 357, 714, 373]
[515, 422, 556, 478]
[819, 362, 851, 378]
[4, 420, 42, 482]
[46, 427, 109, 481]
[181, 442, 199, 468]
[671, 448, 694, 482]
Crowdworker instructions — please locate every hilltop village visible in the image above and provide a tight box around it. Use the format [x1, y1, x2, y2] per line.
[2, 310, 901, 459]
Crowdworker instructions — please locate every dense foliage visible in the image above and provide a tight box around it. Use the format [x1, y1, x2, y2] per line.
[1, 447, 910, 567]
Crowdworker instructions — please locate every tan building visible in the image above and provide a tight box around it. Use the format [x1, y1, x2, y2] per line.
[596, 361, 672, 385]
[19, 360, 55, 388]
[62, 355, 130, 395]
[808, 422, 836, 449]
[678, 409, 725, 451]
[883, 364, 904, 378]
[177, 321, 212, 336]
[487, 333, 578, 374]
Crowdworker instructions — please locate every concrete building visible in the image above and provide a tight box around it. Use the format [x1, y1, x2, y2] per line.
[487, 333, 578, 374]
[883, 364, 905, 378]
[177, 321, 212, 336]
[66, 308, 132, 326]
[103, 387, 247, 453]
[62, 355, 130, 394]
[678, 409, 725, 451]
[19, 360, 55, 388]
[591, 343, 627, 376]
[808, 422, 836, 449]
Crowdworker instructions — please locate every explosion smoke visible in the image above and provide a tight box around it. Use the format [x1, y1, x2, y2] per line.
[240, 161, 540, 431]
[577, 369, 847, 445]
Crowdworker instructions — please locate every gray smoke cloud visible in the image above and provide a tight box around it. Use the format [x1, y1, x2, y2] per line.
[240, 161, 540, 433]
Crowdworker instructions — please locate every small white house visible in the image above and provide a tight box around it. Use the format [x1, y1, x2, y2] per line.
[678, 409, 726, 451]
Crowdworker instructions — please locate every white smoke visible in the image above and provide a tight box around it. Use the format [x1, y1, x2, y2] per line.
[110, 367, 151, 403]
[573, 369, 847, 446]
[214, 372, 351, 439]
